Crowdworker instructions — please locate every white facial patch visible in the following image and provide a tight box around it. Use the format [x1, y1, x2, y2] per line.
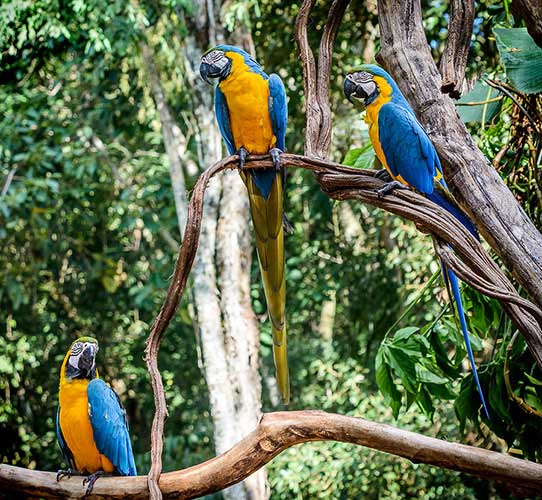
[360, 80, 377, 97]
[202, 50, 229, 70]
[68, 341, 97, 372]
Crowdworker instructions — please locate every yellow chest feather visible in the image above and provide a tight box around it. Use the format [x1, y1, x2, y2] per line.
[219, 52, 276, 154]
[363, 77, 393, 174]
[59, 378, 114, 474]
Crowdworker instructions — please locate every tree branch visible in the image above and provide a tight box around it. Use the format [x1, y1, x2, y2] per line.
[141, 153, 542, 465]
[3, 410, 542, 499]
[295, 0, 350, 156]
[439, 0, 474, 98]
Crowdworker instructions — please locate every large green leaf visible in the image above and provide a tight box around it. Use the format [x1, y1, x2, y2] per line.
[455, 79, 501, 124]
[494, 27, 542, 93]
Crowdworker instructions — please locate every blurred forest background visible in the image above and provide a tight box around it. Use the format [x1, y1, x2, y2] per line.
[1, 0, 541, 498]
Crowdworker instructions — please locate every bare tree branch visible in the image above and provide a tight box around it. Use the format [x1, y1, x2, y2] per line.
[375, 0, 542, 311]
[1, 167, 18, 197]
[295, 0, 320, 156]
[439, 0, 474, 98]
[295, 0, 350, 157]
[315, 0, 351, 156]
[141, 153, 542, 458]
[3, 410, 542, 499]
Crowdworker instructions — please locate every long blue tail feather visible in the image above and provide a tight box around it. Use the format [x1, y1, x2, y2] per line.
[444, 264, 490, 419]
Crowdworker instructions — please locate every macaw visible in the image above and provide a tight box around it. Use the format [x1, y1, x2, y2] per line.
[200, 45, 290, 403]
[343, 64, 489, 418]
[56, 337, 137, 495]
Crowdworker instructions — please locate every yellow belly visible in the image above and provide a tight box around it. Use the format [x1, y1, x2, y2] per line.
[59, 380, 114, 474]
[219, 71, 276, 154]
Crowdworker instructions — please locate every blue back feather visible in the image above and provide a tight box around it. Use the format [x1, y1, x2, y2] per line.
[214, 87, 236, 155]
[87, 379, 137, 476]
[367, 63, 488, 417]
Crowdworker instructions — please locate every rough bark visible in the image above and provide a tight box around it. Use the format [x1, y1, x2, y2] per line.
[3, 410, 542, 499]
[295, 0, 351, 157]
[511, 0, 542, 47]
[376, 0, 542, 311]
[216, 171, 268, 499]
[439, 0, 474, 98]
[183, 3, 267, 499]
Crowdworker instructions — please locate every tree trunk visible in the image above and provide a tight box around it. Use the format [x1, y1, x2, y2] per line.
[376, 0, 542, 310]
[511, 0, 542, 47]
[141, 43, 192, 234]
[183, 3, 268, 499]
[142, 3, 267, 496]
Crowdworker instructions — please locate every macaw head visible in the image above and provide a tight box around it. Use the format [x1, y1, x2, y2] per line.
[343, 64, 398, 106]
[62, 337, 99, 380]
[200, 45, 262, 84]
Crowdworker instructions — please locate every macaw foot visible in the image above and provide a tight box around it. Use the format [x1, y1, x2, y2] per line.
[376, 180, 409, 198]
[269, 148, 283, 171]
[283, 214, 294, 235]
[237, 147, 249, 169]
[374, 168, 392, 182]
[82, 471, 110, 498]
[56, 468, 80, 482]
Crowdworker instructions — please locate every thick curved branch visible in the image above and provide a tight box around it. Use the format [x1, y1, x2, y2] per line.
[439, 0, 474, 98]
[144, 157, 231, 498]
[315, 0, 351, 156]
[375, 0, 542, 311]
[143, 154, 542, 496]
[295, 0, 350, 156]
[3, 410, 542, 499]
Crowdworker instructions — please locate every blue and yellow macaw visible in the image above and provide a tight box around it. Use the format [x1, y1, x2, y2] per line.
[344, 64, 489, 418]
[199, 45, 290, 403]
[57, 337, 137, 495]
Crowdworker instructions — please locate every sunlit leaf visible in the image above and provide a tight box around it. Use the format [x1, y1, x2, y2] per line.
[495, 27, 542, 93]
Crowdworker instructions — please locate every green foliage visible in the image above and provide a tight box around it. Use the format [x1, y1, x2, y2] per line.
[0, 1, 540, 499]
[494, 27, 542, 94]
[456, 79, 502, 124]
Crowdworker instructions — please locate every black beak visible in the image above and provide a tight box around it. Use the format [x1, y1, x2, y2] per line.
[200, 58, 231, 84]
[78, 345, 95, 376]
[199, 62, 213, 85]
[343, 75, 367, 104]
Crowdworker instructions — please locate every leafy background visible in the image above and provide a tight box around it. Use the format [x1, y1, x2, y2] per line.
[1, 0, 541, 498]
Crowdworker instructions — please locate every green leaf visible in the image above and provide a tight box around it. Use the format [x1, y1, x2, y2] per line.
[455, 378, 476, 433]
[375, 347, 402, 418]
[416, 386, 434, 419]
[343, 142, 375, 169]
[524, 373, 542, 386]
[392, 326, 419, 343]
[494, 27, 542, 93]
[456, 79, 501, 123]
[387, 345, 417, 393]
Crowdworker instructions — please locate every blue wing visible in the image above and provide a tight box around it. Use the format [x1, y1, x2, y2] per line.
[56, 405, 75, 469]
[378, 102, 436, 194]
[268, 74, 287, 151]
[87, 379, 137, 476]
[214, 86, 236, 155]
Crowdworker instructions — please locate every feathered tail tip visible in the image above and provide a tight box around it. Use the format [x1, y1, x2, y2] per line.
[273, 327, 290, 405]
[427, 187, 478, 240]
[445, 266, 490, 419]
